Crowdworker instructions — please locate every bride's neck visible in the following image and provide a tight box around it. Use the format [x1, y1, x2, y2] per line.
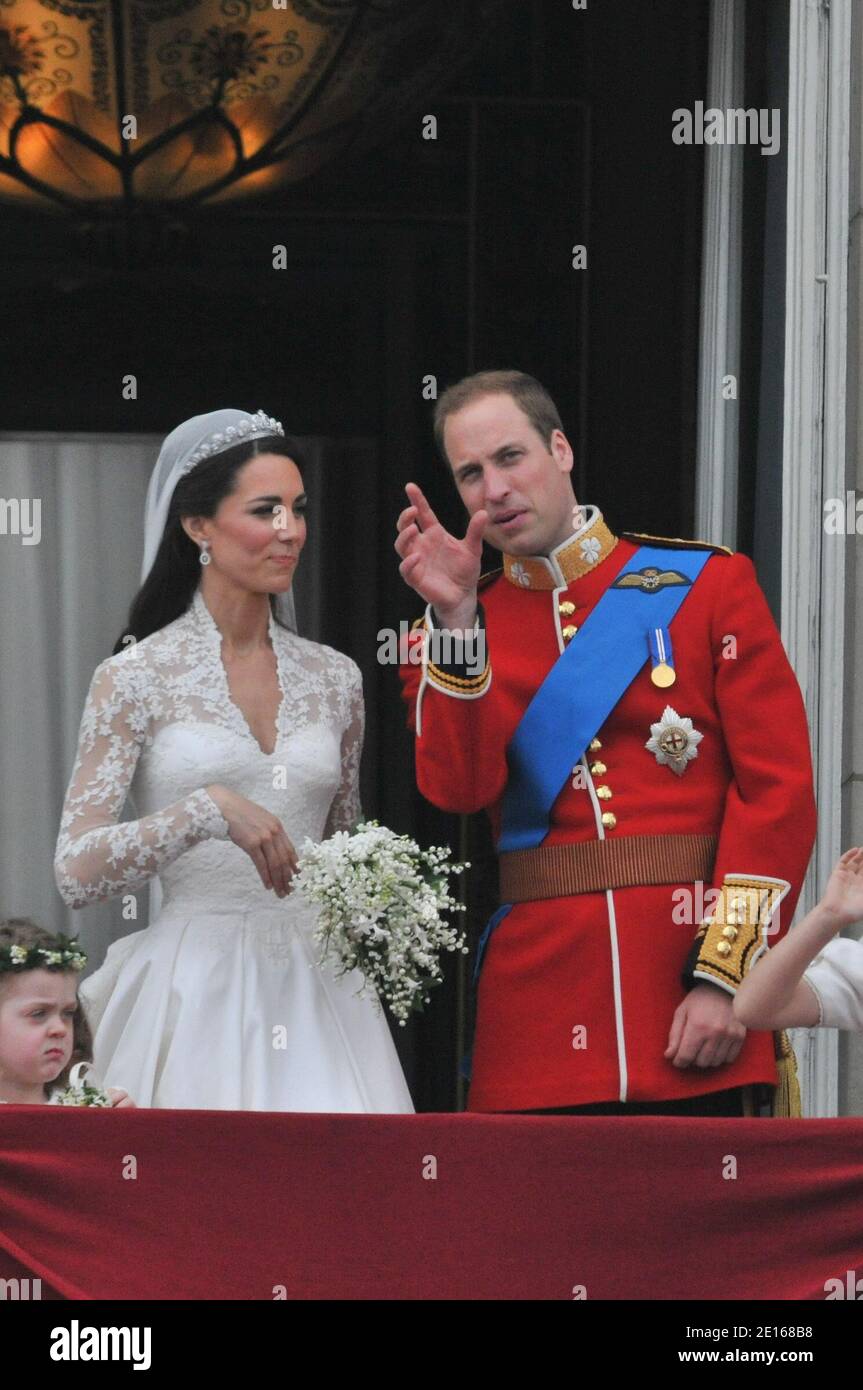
[197, 579, 272, 655]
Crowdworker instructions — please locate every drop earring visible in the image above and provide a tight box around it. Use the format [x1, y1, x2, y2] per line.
[199, 540, 211, 566]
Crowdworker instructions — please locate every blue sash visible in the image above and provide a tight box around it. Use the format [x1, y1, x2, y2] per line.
[461, 544, 712, 1081]
[470, 544, 711, 986]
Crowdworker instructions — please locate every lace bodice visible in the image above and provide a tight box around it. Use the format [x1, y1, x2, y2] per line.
[54, 586, 363, 914]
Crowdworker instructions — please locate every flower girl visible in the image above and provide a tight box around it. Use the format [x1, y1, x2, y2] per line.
[734, 848, 863, 1032]
[0, 919, 134, 1106]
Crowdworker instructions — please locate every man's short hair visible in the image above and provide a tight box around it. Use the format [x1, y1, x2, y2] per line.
[433, 370, 564, 463]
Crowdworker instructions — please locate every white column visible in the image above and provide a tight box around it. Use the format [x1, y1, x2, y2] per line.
[782, 0, 853, 1116]
[695, 0, 746, 547]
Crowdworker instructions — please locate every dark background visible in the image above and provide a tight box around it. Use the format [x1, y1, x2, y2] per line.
[0, 0, 781, 1109]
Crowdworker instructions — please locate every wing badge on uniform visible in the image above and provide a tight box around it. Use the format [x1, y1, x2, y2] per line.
[611, 566, 691, 592]
[645, 705, 703, 776]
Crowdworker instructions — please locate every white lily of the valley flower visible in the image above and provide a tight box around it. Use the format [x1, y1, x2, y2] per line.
[293, 821, 469, 1026]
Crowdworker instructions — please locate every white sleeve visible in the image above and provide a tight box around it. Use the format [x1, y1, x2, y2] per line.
[802, 938, 863, 1032]
[54, 655, 229, 908]
[323, 659, 364, 838]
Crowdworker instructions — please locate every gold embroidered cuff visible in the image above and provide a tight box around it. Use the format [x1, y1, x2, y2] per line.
[427, 663, 491, 696]
[422, 604, 491, 699]
[683, 874, 791, 995]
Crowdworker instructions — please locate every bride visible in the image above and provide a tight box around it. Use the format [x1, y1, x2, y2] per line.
[53, 408, 414, 1113]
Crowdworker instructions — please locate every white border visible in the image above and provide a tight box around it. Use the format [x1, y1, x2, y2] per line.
[695, 0, 745, 549]
[782, 0, 852, 1116]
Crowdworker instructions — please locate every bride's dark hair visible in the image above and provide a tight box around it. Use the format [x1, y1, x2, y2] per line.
[113, 435, 307, 654]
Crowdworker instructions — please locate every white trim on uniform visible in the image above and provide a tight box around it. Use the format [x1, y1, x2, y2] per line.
[551, 586, 630, 1103]
[415, 601, 492, 737]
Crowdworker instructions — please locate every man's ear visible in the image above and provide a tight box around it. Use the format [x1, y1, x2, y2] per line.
[550, 429, 574, 474]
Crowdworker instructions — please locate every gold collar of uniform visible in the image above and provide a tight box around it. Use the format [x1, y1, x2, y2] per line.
[502, 507, 619, 590]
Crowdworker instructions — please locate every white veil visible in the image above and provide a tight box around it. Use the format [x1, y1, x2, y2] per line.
[141, 407, 298, 928]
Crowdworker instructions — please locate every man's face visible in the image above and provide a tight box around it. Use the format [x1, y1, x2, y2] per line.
[443, 393, 576, 555]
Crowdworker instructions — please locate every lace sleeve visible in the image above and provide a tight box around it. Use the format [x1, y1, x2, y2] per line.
[54, 656, 229, 908]
[323, 659, 364, 838]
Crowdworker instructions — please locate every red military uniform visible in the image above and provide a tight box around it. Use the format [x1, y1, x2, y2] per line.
[398, 505, 817, 1111]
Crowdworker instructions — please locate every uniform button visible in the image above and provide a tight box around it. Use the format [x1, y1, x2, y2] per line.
[725, 910, 740, 925]
[601, 812, 616, 829]
[722, 925, 738, 941]
[596, 785, 612, 800]
[558, 600, 576, 616]
[716, 940, 732, 957]
[589, 737, 602, 750]
[562, 624, 578, 640]
[589, 761, 607, 775]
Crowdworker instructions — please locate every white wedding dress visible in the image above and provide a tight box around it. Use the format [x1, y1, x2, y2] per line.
[53, 585, 415, 1113]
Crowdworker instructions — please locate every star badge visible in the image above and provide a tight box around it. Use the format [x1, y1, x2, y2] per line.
[645, 705, 703, 776]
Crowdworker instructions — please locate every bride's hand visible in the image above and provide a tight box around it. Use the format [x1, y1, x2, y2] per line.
[106, 1087, 135, 1108]
[205, 785, 298, 897]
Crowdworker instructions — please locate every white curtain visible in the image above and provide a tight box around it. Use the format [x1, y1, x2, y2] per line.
[0, 434, 157, 972]
[0, 431, 345, 979]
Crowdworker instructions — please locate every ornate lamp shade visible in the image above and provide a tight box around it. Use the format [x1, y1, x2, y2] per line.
[0, 0, 506, 213]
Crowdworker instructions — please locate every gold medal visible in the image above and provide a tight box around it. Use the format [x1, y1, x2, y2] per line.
[651, 662, 676, 688]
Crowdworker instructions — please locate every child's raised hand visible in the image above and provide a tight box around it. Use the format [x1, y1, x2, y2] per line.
[106, 1087, 136, 1108]
[819, 847, 863, 928]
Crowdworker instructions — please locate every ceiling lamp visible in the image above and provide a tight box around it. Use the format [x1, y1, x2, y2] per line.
[0, 0, 505, 214]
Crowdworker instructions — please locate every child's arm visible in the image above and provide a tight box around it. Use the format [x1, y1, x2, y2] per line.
[734, 847, 863, 1030]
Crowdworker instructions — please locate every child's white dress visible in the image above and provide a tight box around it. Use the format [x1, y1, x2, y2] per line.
[803, 938, 863, 1030]
[0, 1064, 104, 1104]
[53, 586, 415, 1113]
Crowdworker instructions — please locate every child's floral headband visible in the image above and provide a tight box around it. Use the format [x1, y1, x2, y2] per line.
[0, 933, 87, 974]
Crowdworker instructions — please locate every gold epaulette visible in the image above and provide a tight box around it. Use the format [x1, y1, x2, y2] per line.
[478, 567, 503, 592]
[621, 530, 733, 558]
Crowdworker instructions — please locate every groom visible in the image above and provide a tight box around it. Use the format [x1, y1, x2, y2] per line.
[395, 369, 817, 1116]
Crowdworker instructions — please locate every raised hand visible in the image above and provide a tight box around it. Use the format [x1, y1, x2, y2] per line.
[819, 847, 863, 928]
[394, 483, 487, 624]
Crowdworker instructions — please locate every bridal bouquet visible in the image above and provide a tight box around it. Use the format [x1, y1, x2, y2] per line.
[294, 821, 470, 1025]
[51, 1063, 112, 1107]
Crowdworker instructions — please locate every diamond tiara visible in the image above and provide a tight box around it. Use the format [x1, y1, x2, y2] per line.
[180, 410, 285, 479]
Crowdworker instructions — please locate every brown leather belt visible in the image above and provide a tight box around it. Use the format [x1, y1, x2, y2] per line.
[498, 833, 718, 903]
